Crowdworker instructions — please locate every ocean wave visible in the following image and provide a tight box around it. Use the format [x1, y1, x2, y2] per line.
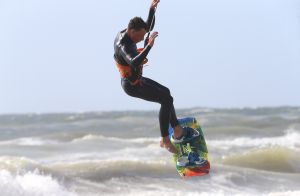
[0, 156, 42, 172]
[0, 134, 159, 147]
[221, 146, 300, 173]
[42, 142, 170, 168]
[0, 137, 58, 146]
[0, 169, 76, 196]
[51, 159, 174, 181]
[117, 187, 300, 196]
[0, 152, 173, 182]
[267, 191, 300, 196]
[208, 129, 300, 150]
[71, 134, 159, 144]
[1, 156, 299, 196]
[0, 156, 173, 181]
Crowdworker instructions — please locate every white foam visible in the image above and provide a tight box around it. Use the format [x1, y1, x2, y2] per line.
[0, 156, 40, 171]
[208, 129, 300, 150]
[71, 134, 159, 144]
[0, 137, 58, 146]
[43, 142, 168, 164]
[267, 191, 300, 196]
[0, 169, 76, 196]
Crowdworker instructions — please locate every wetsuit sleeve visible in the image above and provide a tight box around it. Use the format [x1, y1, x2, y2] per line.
[120, 45, 152, 68]
[144, 8, 155, 47]
[146, 8, 155, 32]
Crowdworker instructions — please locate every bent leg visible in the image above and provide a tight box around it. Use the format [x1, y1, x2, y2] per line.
[121, 77, 178, 137]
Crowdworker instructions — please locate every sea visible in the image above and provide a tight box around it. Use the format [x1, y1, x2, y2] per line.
[0, 107, 300, 196]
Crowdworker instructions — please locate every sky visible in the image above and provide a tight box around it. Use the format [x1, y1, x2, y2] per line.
[0, 0, 299, 114]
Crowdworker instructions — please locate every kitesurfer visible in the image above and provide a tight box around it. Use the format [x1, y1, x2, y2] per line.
[114, 0, 188, 153]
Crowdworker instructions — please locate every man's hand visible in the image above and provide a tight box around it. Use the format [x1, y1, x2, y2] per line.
[150, 0, 160, 9]
[148, 31, 158, 47]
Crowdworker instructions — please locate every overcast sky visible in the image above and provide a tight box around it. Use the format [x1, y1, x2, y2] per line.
[0, 0, 299, 113]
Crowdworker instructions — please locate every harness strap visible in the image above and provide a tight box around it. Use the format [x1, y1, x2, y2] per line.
[115, 48, 148, 86]
[115, 62, 143, 86]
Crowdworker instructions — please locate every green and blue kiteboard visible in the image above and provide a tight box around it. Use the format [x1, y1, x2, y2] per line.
[169, 117, 210, 178]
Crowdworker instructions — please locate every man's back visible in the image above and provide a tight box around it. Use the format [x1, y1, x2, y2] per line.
[114, 29, 138, 66]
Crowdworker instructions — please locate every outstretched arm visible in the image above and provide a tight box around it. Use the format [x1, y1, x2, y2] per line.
[145, 0, 160, 46]
[146, 0, 160, 31]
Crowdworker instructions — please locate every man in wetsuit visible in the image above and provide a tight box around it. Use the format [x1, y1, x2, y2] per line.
[113, 0, 184, 153]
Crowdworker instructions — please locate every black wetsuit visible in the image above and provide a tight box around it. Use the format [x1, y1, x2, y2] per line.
[113, 8, 179, 137]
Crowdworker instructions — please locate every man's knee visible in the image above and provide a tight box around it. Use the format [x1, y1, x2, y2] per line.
[162, 94, 173, 105]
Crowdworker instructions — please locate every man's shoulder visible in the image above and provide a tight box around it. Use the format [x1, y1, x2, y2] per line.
[117, 29, 127, 39]
[115, 29, 127, 45]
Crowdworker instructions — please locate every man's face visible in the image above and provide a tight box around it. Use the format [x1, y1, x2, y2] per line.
[129, 28, 147, 43]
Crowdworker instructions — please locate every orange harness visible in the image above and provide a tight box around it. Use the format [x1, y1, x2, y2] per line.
[115, 48, 148, 85]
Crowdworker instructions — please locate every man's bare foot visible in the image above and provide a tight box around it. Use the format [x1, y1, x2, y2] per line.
[160, 136, 177, 153]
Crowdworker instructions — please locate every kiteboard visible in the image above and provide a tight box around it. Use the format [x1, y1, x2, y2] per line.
[169, 117, 210, 178]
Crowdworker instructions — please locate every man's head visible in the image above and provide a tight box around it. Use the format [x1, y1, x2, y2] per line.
[127, 17, 147, 43]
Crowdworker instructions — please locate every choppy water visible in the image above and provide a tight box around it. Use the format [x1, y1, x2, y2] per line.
[1, 107, 300, 196]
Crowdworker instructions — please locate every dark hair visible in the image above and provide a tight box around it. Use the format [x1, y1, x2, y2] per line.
[128, 17, 147, 31]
